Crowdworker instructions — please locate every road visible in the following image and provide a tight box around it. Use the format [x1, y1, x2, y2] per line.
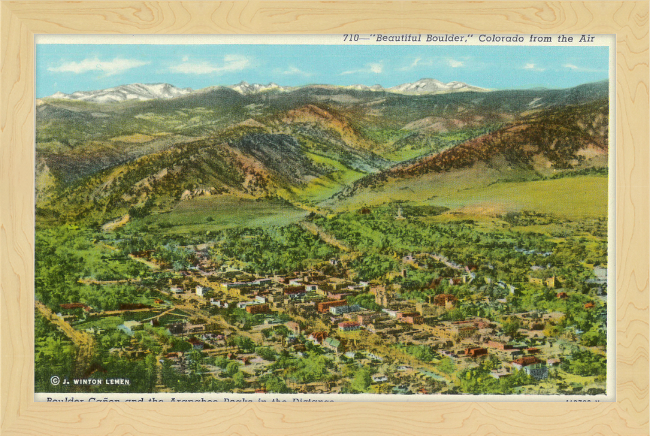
[299, 222, 351, 252]
[36, 301, 95, 376]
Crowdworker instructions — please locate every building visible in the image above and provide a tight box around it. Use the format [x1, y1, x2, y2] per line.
[451, 321, 477, 338]
[382, 309, 399, 318]
[433, 293, 458, 309]
[167, 322, 186, 335]
[372, 286, 389, 307]
[317, 299, 348, 313]
[59, 303, 93, 312]
[328, 278, 348, 291]
[117, 321, 143, 336]
[283, 286, 306, 298]
[195, 286, 208, 297]
[338, 321, 360, 332]
[397, 312, 423, 325]
[268, 294, 287, 308]
[529, 276, 556, 288]
[328, 291, 351, 300]
[465, 347, 488, 358]
[220, 281, 252, 290]
[187, 337, 204, 350]
[357, 312, 381, 326]
[487, 341, 514, 350]
[210, 299, 229, 308]
[372, 374, 389, 383]
[330, 304, 362, 316]
[285, 321, 301, 336]
[245, 304, 270, 314]
[323, 337, 341, 352]
[185, 323, 205, 334]
[308, 331, 328, 345]
[490, 370, 511, 380]
[523, 363, 548, 380]
[512, 356, 542, 370]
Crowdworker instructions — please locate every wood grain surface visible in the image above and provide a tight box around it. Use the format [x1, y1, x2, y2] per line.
[1, 2, 648, 435]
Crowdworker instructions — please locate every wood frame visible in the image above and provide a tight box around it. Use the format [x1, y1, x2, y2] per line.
[1, 2, 647, 435]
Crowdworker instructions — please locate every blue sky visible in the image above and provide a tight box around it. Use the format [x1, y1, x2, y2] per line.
[36, 44, 609, 98]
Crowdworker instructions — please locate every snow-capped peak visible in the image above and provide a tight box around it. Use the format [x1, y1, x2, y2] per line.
[46, 83, 193, 103]
[388, 78, 486, 94]
[347, 84, 385, 92]
[228, 81, 290, 95]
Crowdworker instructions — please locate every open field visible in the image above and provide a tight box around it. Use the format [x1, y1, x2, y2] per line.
[330, 174, 607, 220]
[133, 195, 309, 234]
[430, 176, 608, 219]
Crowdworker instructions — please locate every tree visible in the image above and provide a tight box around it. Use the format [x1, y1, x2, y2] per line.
[502, 318, 521, 339]
[439, 357, 455, 374]
[187, 349, 204, 376]
[263, 376, 292, 393]
[351, 368, 371, 392]
[226, 361, 240, 377]
[255, 347, 277, 361]
[370, 383, 392, 394]
[232, 371, 246, 389]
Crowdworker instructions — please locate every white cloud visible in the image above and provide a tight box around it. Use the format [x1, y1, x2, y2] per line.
[170, 55, 251, 75]
[447, 59, 464, 68]
[48, 57, 148, 76]
[341, 62, 384, 75]
[523, 63, 545, 72]
[563, 63, 604, 73]
[408, 57, 422, 69]
[279, 66, 312, 76]
[400, 57, 435, 71]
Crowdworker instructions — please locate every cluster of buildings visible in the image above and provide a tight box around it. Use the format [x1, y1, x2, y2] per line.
[95, 243, 607, 394]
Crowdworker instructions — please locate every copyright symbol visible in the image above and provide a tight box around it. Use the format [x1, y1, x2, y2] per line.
[50, 376, 60, 386]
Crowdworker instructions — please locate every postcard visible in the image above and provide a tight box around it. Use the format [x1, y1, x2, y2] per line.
[34, 34, 614, 402]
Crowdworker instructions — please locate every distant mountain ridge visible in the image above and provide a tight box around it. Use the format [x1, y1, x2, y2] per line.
[48, 83, 193, 103]
[46, 78, 489, 102]
[388, 78, 487, 94]
[36, 79, 609, 225]
[228, 81, 292, 95]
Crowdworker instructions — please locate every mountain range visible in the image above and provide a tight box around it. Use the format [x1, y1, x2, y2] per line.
[44, 78, 488, 103]
[36, 79, 608, 227]
[47, 83, 194, 104]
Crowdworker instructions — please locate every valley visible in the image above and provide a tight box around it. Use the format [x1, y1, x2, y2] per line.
[35, 79, 609, 396]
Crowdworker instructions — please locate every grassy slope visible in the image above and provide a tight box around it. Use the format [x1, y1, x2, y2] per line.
[434, 176, 608, 219]
[131, 195, 309, 234]
[284, 153, 367, 203]
[329, 174, 608, 219]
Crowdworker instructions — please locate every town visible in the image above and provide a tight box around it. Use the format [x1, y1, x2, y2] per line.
[34, 74, 610, 397]
[36, 205, 608, 396]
